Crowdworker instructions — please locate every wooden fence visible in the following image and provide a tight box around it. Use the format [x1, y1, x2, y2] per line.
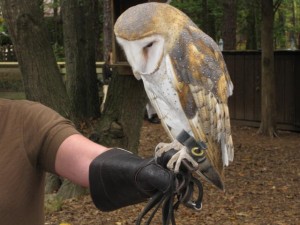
[223, 50, 300, 131]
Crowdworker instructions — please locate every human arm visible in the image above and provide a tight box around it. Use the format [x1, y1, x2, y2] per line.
[55, 134, 109, 187]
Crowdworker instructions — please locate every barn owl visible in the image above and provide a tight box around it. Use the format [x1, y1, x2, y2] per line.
[114, 3, 234, 190]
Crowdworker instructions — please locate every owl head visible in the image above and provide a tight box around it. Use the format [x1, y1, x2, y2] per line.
[114, 3, 196, 79]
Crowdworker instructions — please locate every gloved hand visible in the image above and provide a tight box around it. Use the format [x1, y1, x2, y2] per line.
[89, 148, 174, 211]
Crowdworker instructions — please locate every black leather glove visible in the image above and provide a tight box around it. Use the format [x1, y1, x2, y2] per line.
[89, 148, 174, 211]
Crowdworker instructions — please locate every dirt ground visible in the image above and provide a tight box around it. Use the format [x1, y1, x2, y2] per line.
[45, 121, 300, 225]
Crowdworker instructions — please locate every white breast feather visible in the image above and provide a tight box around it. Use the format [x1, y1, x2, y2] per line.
[141, 55, 191, 139]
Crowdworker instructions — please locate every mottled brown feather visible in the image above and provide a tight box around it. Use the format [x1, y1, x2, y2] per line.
[168, 24, 234, 176]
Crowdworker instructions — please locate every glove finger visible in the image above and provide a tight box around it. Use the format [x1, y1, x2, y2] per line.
[136, 162, 175, 194]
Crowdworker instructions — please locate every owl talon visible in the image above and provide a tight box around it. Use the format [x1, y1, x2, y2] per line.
[154, 140, 183, 158]
[155, 140, 199, 173]
[166, 147, 198, 173]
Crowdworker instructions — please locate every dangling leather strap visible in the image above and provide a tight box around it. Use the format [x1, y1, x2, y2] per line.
[135, 169, 203, 225]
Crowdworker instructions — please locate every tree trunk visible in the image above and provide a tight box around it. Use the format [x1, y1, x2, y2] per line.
[95, 1, 103, 61]
[61, 0, 100, 122]
[102, 0, 113, 91]
[245, 2, 258, 50]
[259, 0, 277, 137]
[84, 1, 101, 118]
[103, 0, 112, 65]
[221, 0, 237, 50]
[0, 0, 71, 118]
[290, 0, 296, 49]
[201, 0, 216, 39]
[95, 73, 148, 154]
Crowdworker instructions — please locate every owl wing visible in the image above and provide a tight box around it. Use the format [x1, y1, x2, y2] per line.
[167, 25, 234, 177]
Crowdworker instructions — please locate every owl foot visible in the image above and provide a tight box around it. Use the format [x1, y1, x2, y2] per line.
[166, 147, 198, 173]
[155, 140, 198, 173]
[155, 140, 183, 157]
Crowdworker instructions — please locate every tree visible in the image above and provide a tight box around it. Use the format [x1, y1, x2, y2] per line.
[102, 0, 112, 84]
[95, 73, 148, 154]
[0, 0, 71, 118]
[103, 0, 112, 65]
[259, 0, 282, 137]
[201, 0, 216, 39]
[245, 1, 259, 49]
[61, 0, 100, 122]
[221, 0, 237, 50]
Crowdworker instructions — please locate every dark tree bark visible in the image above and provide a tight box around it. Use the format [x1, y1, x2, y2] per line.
[221, 0, 237, 50]
[0, 0, 71, 118]
[103, 0, 112, 64]
[83, 1, 101, 118]
[95, 1, 103, 61]
[259, 0, 277, 137]
[95, 73, 148, 154]
[102, 0, 113, 81]
[201, 0, 216, 39]
[245, 2, 258, 50]
[290, 0, 297, 49]
[61, 0, 100, 122]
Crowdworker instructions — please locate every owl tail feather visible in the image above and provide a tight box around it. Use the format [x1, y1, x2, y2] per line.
[196, 159, 224, 190]
[201, 139, 225, 190]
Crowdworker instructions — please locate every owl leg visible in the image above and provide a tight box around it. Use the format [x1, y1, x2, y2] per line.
[155, 140, 198, 173]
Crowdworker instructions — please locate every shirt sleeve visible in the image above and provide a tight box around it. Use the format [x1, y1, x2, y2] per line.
[21, 101, 80, 173]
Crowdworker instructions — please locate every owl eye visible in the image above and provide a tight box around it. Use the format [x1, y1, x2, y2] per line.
[144, 42, 154, 48]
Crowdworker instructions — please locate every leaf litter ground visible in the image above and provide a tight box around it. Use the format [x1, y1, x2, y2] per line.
[45, 121, 300, 225]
